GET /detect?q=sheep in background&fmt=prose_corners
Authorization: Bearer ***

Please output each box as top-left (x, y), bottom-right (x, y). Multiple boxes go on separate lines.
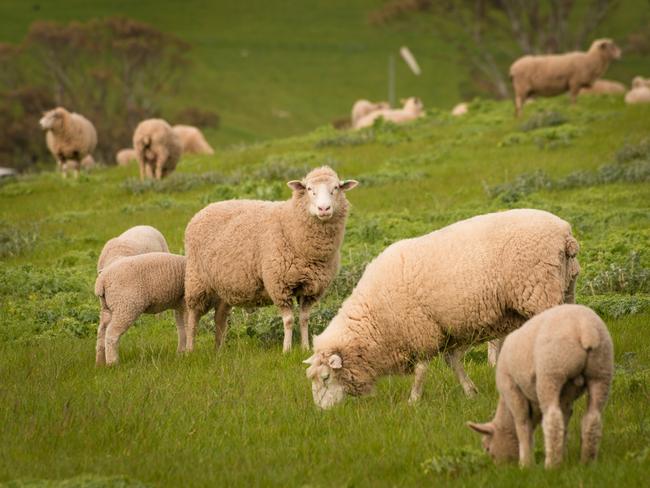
top-left (351, 99), bottom-right (390, 128)
top-left (625, 76), bottom-right (650, 104)
top-left (184, 166), bottom-right (358, 354)
top-left (354, 97), bottom-right (424, 129)
top-left (305, 209), bottom-right (580, 409)
top-left (510, 39), bottom-right (621, 116)
top-left (97, 225), bottom-right (169, 273)
top-left (451, 102), bottom-right (468, 116)
top-left (468, 304), bottom-right (613, 468)
top-left (95, 253), bottom-right (187, 366)
top-left (39, 107), bottom-right (97, 178)
top-left (133, 119), bottom-right (182, 180)
top-left (579, 79), bottom-right (626, 96)
top-left (172, 124), bottom-right (214, 155)
top-left (116, 148), bottom-right (137, 166)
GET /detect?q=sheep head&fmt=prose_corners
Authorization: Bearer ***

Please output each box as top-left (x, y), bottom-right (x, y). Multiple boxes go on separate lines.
top-left (401, 97), bottom-right (424, 114)
top-left (287, 166), bottom-right (358, 221)
top-left (467, 420), bottom-right (519, 464)
top-left (304, 351), bottom-right (347, 409)
top-left (590, 38), bottom-right (621, 61)
top-left (39, 107), bottom-right (67, 131)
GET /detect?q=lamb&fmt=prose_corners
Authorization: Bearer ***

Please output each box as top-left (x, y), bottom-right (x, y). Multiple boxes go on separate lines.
top-left (172, 124), bottom-right (215, 155)
top-left (451, 102), bottom-right (469, 116)
top-left (94, 252), bottom-right (187, 366)
top-left (97, 225), bottom-right (169, 273)
top-left (578, 78), bottom-right (626, 96)
top-left (184, 166), bottom-right (358, 353)
top-left (510, 39), bottom-right (621, 116)
top-left (133, 119), bottom-right (183, 180)
top-left (116, 148), bottom-right (137, 166)
top-left (39, 107), bottom-right (97, 178)
top-left (624, 76), bottom-right (650, 104)
top-left (354, 97), bottom-right (424, 129)
top-left (467, 304), bottom-right (613, 468)
top-left (304, 209), bottom-right (580, 409)
top-left (351, 100), bottom-right (390, 128)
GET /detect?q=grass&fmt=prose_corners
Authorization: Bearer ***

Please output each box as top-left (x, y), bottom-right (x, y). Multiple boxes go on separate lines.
top-left (1, 95), bottom-right (649, 486)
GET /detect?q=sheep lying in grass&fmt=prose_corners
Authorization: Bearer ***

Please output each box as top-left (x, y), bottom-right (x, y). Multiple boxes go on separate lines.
top-left (39, 107), bottom-right (97, 178)
top-left (116, 148), bottom-right (137, 166)
top-left (451, 102), bottom-right (469, 116)
top-left (625, 76), bottom-right (650, 104)
top-left (305, 209), bottom-right (580, 409)
top-left (579, 79), bottom-right (626, 96)
top-left (95, 253), bottom-right (187, 366)
top-left (133, 119), bottom-right (182, 180)
top-left (510, 39), bottom-right (621, 116)
top-left (351, 99), bottom-right (390, 128)
top-left (172, 124), bottom-right (215, 155)
top-left (184, 166), bottom-right (358, 353)
top-left (354, 97), bottom-right (424, 129)
top-left (468, 304), bottom-right (613, 469)
top-left (97, 225), bottom-right (169, 273)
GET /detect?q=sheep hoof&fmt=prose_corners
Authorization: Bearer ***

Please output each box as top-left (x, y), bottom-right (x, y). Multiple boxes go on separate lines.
top-left (464, 385), bottom-right (479, 398)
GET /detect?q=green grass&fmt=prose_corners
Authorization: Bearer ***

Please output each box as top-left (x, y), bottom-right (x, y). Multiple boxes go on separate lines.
top-left (1, 95), bottom-right (649, 486)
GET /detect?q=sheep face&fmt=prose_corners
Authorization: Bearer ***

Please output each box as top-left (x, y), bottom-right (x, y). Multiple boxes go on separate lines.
top-left (287, 167), bottom-right (358, 221)
top-left (467, 421), bottom-right (518, 463)
top-left (39, 108), bottom-right (65, 131)
top-left (304, 352), bottom-right (347, 409)
top-left (592, 39), bottom-right (621, 60)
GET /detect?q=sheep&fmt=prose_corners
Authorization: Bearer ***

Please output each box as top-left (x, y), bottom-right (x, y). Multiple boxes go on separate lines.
top-left (451, 102), bottom-right (469, 116)
top-left (116, 148), bottom-right (137, 166)
top-left (94, 252), bottom-right (187, 366)
top-left (133, 119), bottom-right (182, 180)
top-left (467, 304), bottom-right (613, 468)
top-left (351, 100), bottom-right (390, 128)
top-left (97, 225), bottom-right (169, 273)
top-left (304, 209), bottom-right (580, 409)
top-left (39, 107), bottom-right (97, 178)
top-left (625, 76), bottom-right (650, 104)
top-left (578, 78), bottom-right (626, 96)
top-left (510, 39), bottom-right (622, 116)
top-left (184, 166), bottom-right (358, 354)
top-left (354, 97), bottom-right (424, 129)
top-left (171, 124), bottom-right (214, 155)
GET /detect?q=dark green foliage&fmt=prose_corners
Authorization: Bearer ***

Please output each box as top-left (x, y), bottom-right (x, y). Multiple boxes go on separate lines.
top-left (519, 111), bottom-right (569, 132)
top-left (421, 447), bottom-right (489, 477)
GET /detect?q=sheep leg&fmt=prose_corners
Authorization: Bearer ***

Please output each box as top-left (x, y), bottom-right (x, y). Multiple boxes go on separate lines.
top-left (280, 306), bottom-right (294, 353)
top-left (514, 94), bottom-right (524, 117)
top-left (444, 347), bottom-right (478, 398)
top-left (505, 385), bottom-right (535, 467)
top-left (155, 163), bottom-right (163, 181)
top-left (408, 362), bottom-right (428, 404)
top-left (184, 307), bottom-right (201, 352)
top-left (213, 301), bottom-right (231, 350)
top-left (95, 307), bottom-right (111, 366)
top-left (298, 297), bottom-right (314, 350)
top-left (104, 310), bottom-right (138, 366)
top-left (174, 306), bottom-right (186, 353)
top-left (138, 161), bottom-right (145, 181)
top-left (487, 339), bottom-right (503, 367)
top-left (144, 163), bottom-right (154, 180)
top-left (538, 377), bottom-right (565, 468)
top-left (580, 379), bottom-right (609, 464)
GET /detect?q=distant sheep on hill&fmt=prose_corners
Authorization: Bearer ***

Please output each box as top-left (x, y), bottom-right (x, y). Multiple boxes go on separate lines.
top-left (133, 119), bottom-right (182, 180)
top-left (351, 100), bottom-right (390, 128)
top-left (172, 125), bottom-right (214, 155)
top-left (354, 97), bottom-right (424, 129)
top-left (579, 79), bottom-right (626, 96)
top-left (116, 148), bottom-right (137, 166)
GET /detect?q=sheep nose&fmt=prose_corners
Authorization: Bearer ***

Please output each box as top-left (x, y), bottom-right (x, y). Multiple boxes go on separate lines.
top-left (318, 206), bottom-right (331, 212)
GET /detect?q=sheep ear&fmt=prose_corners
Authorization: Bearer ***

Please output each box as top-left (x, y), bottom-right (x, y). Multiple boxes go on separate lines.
top-left (328, 354), bottom-right (342, 369)
top-left (303, 354), bottom-right (315, 365)
top-left (287, 180), bottom-right (305, 191)
top-left (339, 180), bottom-right (358, 192)
top-left (467, 421), bottom-right (494, 436)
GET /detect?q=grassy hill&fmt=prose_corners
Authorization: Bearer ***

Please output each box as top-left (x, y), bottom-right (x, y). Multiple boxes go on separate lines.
top-left (1, 95), bottom-right (649, 486)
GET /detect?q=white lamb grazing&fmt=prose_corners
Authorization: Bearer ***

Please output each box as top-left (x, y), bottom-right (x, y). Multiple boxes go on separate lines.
top-left (468, 304), bottom-right (613, 469)
top-left (354, 97), bottom-right (424, 129)
top-left (39, 107), bottom-right (97, 178)
top-left (171, 125), bottom-right (215, 155)
top-left (97, 225), bottom-right (169, 273)
top-left (95, 253), bottom-right (187, 366)
top-left (305, 209), bottom-right (580, 409)
top-left (184, 166), bottom-right (358, 353)
top-left (510, 39), bottom-right (621, 116)
top-left (350, 100), bottom-right (390, 128)
top-left (625, 77), bottom-right (650, 104)
top-left (116, 148), bottom-right (137, 166)
top-left (133, 119), bottom-right (183, 180)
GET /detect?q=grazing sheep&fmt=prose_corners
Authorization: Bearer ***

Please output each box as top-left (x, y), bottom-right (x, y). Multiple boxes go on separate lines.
top-left (39, 107), bottom-right (97, 178)
top-left (468, 304), bottom-right (613, 468)
top-left (305, 209), bottom-right (580, 409)
top-left (354, 97), bottom-right (424, 129)
top-left (625, 77), bottom-right (650, 104)
top-left (351, 100), bottom-right (390, 128)
top-left (172, 124), bottom-right (214, 155)
top-left (133, 119), bottom-right (182, 180)
top-left (510, 39), bottom-right (621, 116)
top-left (94, 252), bottom-right (187, 366)
top-left (184, 166), bottom-right (358, 353)
top-left (579, 78), bottom-right (626, 96)
top-left (116, 148), bottom-right (137, 166)
top-left (97, 225), bottom-right (169, 273)
top-left (451, 102), bottom-right (469, 116)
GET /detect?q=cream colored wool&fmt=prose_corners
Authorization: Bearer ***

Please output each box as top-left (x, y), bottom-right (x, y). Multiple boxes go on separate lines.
top-left (116, 148), bottom-right (137, 166)
top-left (133, 119), bottom-right (182, 180)
top-left (510, 39), bottom-right (621, 116)
top-left (451, 102), bottom-right (469, 116)
top-left (579, 78), bottom-right (626, 95)
top-left (97, 225), bottom-right (169, 273)
top-left (172, 124), bottom-right (215, 155)
top-left (40, 107), bottom-right (97, 178)
top-left (351, 100), bottom-right (390, 128)
top-left (94, 252), bottom-right (187, 366)
top-left (468, 304), bottom-right (613, 469)
top-left (184, 166), bottom-right (358, 353)
top-left (625, 77), bottom-right (650, 104)
top-left (306, 209), bottom-right (580, 409)
top-left (354, 97), bottom-right (424, 129)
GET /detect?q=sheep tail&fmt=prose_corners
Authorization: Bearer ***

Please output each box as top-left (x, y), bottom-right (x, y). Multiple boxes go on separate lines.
top-left (565, 236), bottom-right (579, 258)
top-left (578, 322), bottom-right (600, 351)
top-left (94, 274), bottom-right (105, 299)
